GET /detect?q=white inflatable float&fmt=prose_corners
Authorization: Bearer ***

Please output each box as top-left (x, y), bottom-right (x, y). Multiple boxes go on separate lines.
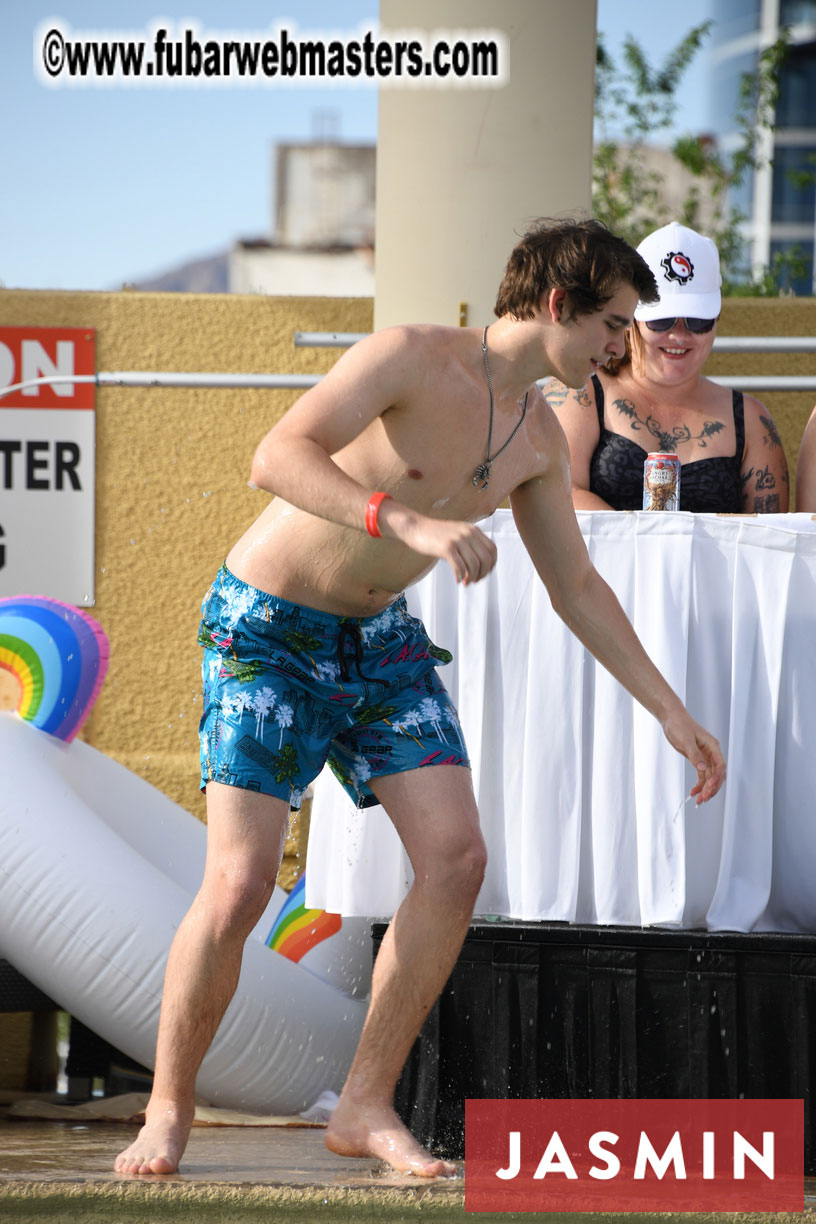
top-left (0, 596), bottom-right (370, 1116)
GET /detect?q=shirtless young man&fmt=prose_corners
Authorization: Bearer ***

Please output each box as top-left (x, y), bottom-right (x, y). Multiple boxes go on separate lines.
top-left (115, 218), bottom-right (726, 1180)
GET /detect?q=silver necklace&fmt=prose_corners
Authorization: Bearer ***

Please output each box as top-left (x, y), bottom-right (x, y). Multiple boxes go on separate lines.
top-left (473, 325), bottom-right (529, 490)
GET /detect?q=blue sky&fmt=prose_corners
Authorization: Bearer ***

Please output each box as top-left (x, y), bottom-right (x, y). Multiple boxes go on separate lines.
top-left (1, 1), bottom-right (713, 291)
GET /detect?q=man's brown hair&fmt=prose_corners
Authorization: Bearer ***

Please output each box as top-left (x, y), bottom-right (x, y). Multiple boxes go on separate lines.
top-left (494, 217), bottom-right (658, 320)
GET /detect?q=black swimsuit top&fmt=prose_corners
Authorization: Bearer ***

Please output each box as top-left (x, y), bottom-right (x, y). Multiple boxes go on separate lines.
top-left (588, 375), bottom-right (745, 513)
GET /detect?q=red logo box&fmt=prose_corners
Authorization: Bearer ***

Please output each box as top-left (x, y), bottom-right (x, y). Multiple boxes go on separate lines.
top-left (465, 1098), bottom-right (803, 1213)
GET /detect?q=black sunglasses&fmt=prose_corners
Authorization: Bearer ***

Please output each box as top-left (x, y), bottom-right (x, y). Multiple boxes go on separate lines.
top-left (643, 317), bottom-right (717, 334)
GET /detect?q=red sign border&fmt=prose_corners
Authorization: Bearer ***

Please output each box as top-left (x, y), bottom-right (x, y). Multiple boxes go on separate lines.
top-left (0, 326), bottom-right (96, 410)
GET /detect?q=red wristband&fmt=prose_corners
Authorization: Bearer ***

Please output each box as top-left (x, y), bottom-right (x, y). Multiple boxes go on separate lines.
top-left (365, 492), bottom-right (392, 538)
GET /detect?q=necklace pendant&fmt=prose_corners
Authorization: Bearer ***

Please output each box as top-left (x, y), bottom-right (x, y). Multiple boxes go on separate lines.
top-left (473, 462), bottom-right (491, 490)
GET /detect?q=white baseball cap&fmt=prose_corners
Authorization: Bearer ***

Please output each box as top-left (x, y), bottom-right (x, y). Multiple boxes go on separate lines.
top-left (633, 222), bottom-right (722, 322)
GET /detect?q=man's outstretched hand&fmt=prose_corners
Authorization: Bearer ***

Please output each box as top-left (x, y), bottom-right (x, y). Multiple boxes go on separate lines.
top-left (662, 710), bottom-right (726, 805)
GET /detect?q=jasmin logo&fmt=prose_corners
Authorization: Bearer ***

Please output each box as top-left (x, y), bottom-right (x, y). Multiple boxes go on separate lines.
top-left (498, 1126), bottom-right (773, 1180)
top-left (465, 1099), bottom-right (804, 1213)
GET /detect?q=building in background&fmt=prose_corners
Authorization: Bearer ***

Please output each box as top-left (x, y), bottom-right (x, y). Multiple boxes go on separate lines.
top-left (228, 141), bottom-right (375, 296)
top-left (132, 133), bottom-right (375, 297)
top-left (710, 0), bottom-right (816, 292)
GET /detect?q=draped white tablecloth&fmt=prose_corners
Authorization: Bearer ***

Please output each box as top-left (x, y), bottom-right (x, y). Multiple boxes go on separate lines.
top-left (306, 511), bottom-right (816, 933)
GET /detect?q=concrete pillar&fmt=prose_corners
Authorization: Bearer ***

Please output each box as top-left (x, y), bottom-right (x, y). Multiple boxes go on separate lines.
top-left (375, 0), bottom-right (597, 330)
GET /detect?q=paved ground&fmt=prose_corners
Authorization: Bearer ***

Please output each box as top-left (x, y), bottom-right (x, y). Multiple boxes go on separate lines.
top-left (0, 1116), bottom-right (408, 1185)
top-left (0, 1115), bottom-right (466, 1221)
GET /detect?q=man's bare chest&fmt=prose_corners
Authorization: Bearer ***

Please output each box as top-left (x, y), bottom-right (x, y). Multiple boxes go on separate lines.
top-left (374, 395), bottom-right (538, 516)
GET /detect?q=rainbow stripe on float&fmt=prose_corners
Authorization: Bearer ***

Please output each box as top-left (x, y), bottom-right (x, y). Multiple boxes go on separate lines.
top-left (0, 596), bottom-right (109, 742)
top-left (265, 874), bottom-right (342, 962)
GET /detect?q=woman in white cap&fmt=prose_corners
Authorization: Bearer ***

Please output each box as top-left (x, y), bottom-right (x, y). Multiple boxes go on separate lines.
top-left (547, 222), bottom-right (789, 513)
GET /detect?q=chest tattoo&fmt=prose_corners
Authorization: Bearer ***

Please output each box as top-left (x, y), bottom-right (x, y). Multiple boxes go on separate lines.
top-left (612, 396), bottom-right (726, 452)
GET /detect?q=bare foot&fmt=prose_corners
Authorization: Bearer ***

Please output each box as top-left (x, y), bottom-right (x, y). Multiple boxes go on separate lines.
top-left (114, 1100), bottom-right (194, 1175)
top-left (325, 1097), bottom-right (457, 1178)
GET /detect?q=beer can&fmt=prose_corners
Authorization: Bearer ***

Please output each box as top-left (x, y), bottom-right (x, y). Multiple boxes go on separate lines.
top-left (642, 453), bottom-right (681, 511)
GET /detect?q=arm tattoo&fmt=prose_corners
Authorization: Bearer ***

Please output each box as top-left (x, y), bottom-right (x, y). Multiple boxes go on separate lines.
top-left (752, 493), bottom-right (781, 512)
top-left (760, 414), bottom-right (782, 448)
top-left (755, 466), bottom-right (776, 490)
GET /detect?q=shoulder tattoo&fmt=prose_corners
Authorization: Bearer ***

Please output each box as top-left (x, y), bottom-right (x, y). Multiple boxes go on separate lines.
top-left (542, 380), bottom-right (569, 411)
top-left (543, 380), bottom-right (592, 412)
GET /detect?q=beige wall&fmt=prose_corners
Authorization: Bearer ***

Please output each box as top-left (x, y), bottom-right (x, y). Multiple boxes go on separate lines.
top-left (706, 297), bottom-right (816, 504)
top-left (374, 0), bottom-right (597, 329)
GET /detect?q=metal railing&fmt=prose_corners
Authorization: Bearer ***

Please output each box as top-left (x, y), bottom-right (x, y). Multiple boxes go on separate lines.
top-left (1, 333), bottom-right (814, 403)
top-left (711, 336), bottom-right (816, 388)
top-left (0, 371), bottom-right (321, 400)
top-left (291, 331), bottom-right (816, 392)
top-left (293, 331), bottom-right (816, 353)
top-left (293, 331), bottom-right (368, 348)
top-left (712, 336), bottom-right (816, 352)
top-left (709, 376), bottom-right (816, 391)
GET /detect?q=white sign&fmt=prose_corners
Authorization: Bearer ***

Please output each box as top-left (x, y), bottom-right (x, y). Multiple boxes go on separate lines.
top-left (0, 327), bottom-right (96, 605)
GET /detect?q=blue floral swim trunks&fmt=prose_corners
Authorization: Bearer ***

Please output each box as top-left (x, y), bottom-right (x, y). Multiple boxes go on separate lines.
top-left (198, 564), bottom-right (469, 809)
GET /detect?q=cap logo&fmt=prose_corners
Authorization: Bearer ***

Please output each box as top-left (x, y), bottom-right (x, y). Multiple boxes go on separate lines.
top-left (660, 250), bottom-right (694, 284)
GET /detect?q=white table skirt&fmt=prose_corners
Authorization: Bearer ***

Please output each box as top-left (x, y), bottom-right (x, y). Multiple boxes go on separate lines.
top-left (306, 511), bottom-right (816, 933)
